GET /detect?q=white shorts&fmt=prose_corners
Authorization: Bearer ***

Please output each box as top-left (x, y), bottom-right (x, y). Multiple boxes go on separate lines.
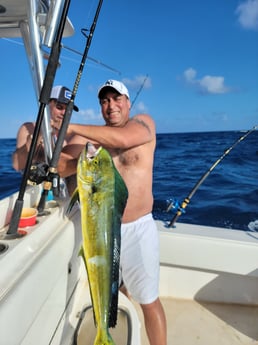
top-left (120, 213), bottom-right (160, 304)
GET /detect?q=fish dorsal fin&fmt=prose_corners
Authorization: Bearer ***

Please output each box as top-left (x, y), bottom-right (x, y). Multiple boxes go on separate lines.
top-left (108, 166), bottom-right (128, 328)
top-left (108, 237), bottom-right (120, 328)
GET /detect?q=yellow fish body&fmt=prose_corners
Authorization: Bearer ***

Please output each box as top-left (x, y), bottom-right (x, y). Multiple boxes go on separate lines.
top-left (76, 143), bottom-right (128, 345)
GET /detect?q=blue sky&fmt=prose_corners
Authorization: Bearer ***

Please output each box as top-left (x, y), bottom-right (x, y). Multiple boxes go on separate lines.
top-left (0, 0), bottom-right (258, 138)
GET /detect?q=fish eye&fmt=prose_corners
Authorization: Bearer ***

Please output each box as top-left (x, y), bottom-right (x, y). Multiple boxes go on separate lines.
top-left (92, 185), bottom-right (97, 194)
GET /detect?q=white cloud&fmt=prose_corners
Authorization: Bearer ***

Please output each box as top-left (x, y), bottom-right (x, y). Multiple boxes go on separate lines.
top-left (236, 0), bottom-right (258, 30)
top-left (122, 75), bottom-right (152, 90)
top-left (199, 76), bottom-right (229, 94)
top-left (183, 68), bottom-right (197, 82)
top-left (121, 75), bottom-right (152, 109)
top-left (182, 68), bottom-right (230, 94)
top-left (73, 108), bottom-right (103, 124)
top-left (132, 101), bottom-right (148, 113)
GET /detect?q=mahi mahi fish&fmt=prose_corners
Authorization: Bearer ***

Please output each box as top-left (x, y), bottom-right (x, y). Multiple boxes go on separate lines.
top-left (70, 143), bottom-right (128, 345)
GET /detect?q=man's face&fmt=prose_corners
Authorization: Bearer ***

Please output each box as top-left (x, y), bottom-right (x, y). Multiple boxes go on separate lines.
top-left (49, 100), bottom-right (67, 130)
top-left (100, 91), bottom-right (131, 127)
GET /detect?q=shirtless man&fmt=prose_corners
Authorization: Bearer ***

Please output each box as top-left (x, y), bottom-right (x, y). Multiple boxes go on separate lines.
top-left (12, 85), bottom-right (86, 194)
top-left (61, 79), bottom-right (167, 345)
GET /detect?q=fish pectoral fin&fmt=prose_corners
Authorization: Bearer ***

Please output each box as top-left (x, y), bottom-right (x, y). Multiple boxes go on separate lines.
top-left (78, 245), bottom-right (86, 261)
top-left (66, 188), bottom-right (80, 214)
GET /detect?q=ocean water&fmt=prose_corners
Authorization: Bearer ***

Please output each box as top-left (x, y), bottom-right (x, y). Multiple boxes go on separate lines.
top-left (153, 130), bottom-right (258, 231)
top-left (0, 139), bottom-right (22, 198)
top-left (0, 130), bottom-right (257, 231)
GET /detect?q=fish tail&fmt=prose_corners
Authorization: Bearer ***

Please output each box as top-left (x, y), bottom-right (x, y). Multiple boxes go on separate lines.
top-left (93, 329), bottom-right (116, 345)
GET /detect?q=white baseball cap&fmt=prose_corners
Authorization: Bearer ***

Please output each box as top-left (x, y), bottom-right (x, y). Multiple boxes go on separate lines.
top-left (50, 86), bottom-right (79, 112)
top-left (98, 80), bottom-right (130, 99)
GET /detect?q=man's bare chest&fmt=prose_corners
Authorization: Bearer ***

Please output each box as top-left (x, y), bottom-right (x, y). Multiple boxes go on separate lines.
top-left (111, 148), bottom-right (139, 167)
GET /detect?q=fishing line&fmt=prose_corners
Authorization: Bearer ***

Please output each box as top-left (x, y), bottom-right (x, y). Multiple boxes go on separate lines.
top-left (7, 0), bottom-right (72, 237)
top-left (130, 74), bottom-right (149, 110)
top-left (2, 38), bottom-right (120, 74)
top-left (37, 0), bottom-right (104, 213)
top-left (61, 44), bottom-right (121, 74)
top-left (168, 125), bottom-right (258, 228)
top-left (1, 37), bottom-right (23, 45)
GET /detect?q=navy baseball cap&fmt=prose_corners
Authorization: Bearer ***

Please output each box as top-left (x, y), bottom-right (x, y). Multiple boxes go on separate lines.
top-left (50, 86), bottom-right (79, 112)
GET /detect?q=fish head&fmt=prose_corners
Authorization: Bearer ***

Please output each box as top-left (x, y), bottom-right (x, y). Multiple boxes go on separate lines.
top-left (77, 143), bottom-right (113, 185)
top-left (85, 142), bottom-right (101, 159)
top-left (77, 141), bottom-right (128, 216)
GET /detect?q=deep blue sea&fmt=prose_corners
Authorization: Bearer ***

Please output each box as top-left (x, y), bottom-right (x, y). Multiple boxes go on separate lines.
top-left (0, 130), bottom-right (257, 231)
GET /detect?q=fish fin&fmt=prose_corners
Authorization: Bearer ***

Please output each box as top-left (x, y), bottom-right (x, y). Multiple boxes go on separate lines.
top-left (79, 245), bottom-right (98, 328)
top-left (78, 245), bottom-right (85, 260)
top-left (93, 332), bottom-right (115, 345)
top-left (113, 163), bottom-right (128, 214)
top-left (66, 188), bottom-right (80, 214)
top-left (108, 166), bottom-right (128, 328)
top-left (108, 238), bottom-right (120, 328)
top-left (93, 330), bottom-right (115, 345)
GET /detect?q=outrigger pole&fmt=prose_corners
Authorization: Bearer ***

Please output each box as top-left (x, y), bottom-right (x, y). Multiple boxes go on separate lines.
top-left (37, 0), bottom-right (104, 213)
top-left (7, 0), bottom-right (71, 236)
top-left (168, 125), bottom-right (258, 228)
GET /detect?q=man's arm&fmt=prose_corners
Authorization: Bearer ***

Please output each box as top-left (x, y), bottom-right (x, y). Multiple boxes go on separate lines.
top-left (57, 134), bottom-right (88, 178)
top-left (12, 123), bottom-right (36, 171)
top-left (68, 115), bottom-right (155, 149)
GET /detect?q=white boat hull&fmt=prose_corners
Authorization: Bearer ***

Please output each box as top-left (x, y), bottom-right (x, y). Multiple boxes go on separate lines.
top-left (158, 221), bottom-right (258, 305)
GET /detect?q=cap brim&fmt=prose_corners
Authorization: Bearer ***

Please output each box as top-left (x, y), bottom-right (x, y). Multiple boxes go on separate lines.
top-left (60, 99), bottom-right (79, 112)
top-left (98, 86), bottom-right (118, 99)
top-left (73, 104), bottom-right (79, 112)
top-left (64, 99), bottom-right (79, 112)
top-left (98, 85), bottom-right (129, 100)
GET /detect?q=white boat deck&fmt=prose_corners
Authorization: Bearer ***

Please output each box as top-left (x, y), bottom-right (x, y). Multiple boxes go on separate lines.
top-left (75, 295), bottom-right (258, 345)
top-left (136, 297), bottom-right (258, 345)
top-left (75, 221), bottom-right (258, 345)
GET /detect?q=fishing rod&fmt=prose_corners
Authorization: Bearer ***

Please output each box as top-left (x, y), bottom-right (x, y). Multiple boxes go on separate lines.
top-left (37, 0), bottom-right (104, 213)
top-left (7, 0), bottom-right (71, 237)
top-left (168, 125), bottom-right (258, 228)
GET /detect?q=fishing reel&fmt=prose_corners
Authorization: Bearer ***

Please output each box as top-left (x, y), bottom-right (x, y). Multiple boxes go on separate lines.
top-left (27, 162), bottom-right (49, 186)
top-left (28, 162), bottom-right (63, 198)
top-left (166, 198), bottom-right (185, 214)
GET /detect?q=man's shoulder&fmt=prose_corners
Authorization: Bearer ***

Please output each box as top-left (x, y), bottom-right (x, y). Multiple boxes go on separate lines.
top-left (17, 122), bottom-right (35, 135)
top-left (130, 114), bottom-right (155, 133)
top-left (20, 121), bottom-right (35, 129)
top-left (131, 114), bottom-right (154, 125)
top-left (132, 113), bottom-right (152, 120)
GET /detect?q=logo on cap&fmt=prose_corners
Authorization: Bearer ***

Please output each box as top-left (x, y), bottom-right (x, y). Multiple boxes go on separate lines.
top-left (105, 80), bottom-right (113, 86)
top-left (64, 90), bottom-right (72, 100)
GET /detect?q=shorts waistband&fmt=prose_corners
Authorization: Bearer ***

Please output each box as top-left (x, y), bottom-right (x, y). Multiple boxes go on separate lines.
top-left (121, 213), bottom-right (153, 229)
